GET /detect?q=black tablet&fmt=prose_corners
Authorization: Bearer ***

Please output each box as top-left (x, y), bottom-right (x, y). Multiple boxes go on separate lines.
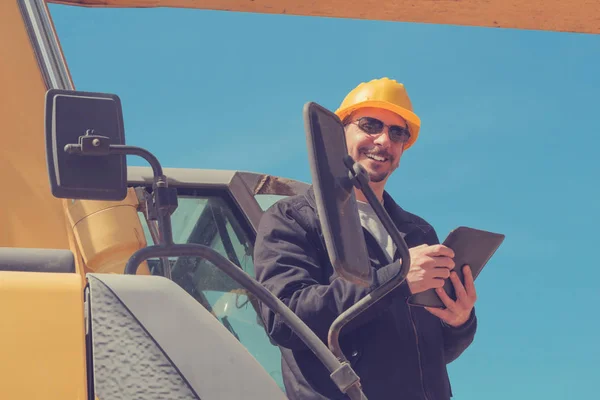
top-left (407, 226), bottom-right (505, 308)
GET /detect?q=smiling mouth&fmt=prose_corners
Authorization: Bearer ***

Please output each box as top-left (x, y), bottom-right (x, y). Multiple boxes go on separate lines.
top-left (364, 152), bottom-right (389, 162)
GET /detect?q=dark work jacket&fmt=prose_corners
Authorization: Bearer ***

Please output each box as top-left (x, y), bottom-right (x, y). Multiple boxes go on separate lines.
top-left (253, 187), bottom-right (477, 400)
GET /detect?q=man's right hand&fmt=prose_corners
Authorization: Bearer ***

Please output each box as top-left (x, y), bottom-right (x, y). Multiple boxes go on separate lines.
top-left (406, 244), bottom-right (455, 294)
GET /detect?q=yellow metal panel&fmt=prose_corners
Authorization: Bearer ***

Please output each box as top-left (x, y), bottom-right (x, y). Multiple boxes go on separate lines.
top-left (66, 188), bottom-right (151, 275)
top-left (0, 271), bottom-right (88, 400)
top-left (49, 0), bottom-right (600, 34)
top-left (0, 0), bottom-right (70, 249)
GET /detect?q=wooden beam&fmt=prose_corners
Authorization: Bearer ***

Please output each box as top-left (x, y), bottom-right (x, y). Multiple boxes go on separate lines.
top-left (48, 0), bottom-right (600, 35)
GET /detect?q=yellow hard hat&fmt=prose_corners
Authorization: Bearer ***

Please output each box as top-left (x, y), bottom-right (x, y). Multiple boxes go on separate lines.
top-left (335, 77), bottom-right (421, 150)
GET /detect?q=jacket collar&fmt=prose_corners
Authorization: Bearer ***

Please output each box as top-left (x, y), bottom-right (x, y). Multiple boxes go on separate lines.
top-left (303, 184), bottom-right (412, 227)
top-left (304, 185), bottom-right (417, 263)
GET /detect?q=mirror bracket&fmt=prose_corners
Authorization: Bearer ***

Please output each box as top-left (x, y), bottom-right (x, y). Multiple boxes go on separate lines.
top-left (329, 361), bottom-right (362, 396)
top-left (64, 131), bottom-right (112, 156)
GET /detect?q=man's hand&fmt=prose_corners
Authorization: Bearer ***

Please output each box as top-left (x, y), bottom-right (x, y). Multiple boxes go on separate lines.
top-left (406, 244), bottom-right (455, 295)
top-left (425, 265), bottom-right (477, 327)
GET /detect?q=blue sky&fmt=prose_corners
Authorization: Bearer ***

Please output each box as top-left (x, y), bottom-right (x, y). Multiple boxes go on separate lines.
top-left (49, 4), bottom-right (600, 399)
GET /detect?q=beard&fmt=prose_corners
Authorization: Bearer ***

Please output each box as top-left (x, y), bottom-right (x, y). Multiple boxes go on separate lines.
top-left (357, 145), bottom-right (399, 182)
top-left (368, 170), bottom-right (389, 182)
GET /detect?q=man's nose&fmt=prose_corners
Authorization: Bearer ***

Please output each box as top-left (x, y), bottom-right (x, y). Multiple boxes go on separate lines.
top-left (372, 128), bottom-right (392, 146)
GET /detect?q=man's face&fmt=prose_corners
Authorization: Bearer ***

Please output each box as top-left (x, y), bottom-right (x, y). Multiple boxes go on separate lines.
top-left (344, 107), bottom-right (410, 184)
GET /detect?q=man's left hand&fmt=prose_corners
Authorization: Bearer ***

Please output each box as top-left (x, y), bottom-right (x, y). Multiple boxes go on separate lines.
top-left (425, 265), bottom-right (477, 327)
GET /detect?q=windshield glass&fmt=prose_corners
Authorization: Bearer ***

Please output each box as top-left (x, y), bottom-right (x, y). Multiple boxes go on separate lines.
top-left (138, 192), bottom-right (284, 389)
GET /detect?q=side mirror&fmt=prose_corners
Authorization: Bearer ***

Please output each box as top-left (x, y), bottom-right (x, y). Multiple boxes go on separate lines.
top-left (303, 102), bottom-right (373, 287)
top-left (45, 89), bottom-right (128, 201)
top-left (44, 88), bottom-right (178, 262)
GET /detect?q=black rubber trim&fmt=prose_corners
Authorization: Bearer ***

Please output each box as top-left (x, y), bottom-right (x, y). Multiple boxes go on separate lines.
top-left (0, 247), bottom-right (75, 273)
top-left (84, 286), bottom-right (96, 400)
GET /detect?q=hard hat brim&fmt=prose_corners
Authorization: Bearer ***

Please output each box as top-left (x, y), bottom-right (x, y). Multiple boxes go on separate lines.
top-left (335, 100), bottom-right (421, 150)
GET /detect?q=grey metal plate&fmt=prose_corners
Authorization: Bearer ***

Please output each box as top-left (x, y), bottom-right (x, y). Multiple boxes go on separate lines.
top-left (87, 273), bottom-right (287, 400)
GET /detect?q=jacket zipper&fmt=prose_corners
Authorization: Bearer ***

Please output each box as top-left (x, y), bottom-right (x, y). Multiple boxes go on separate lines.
top-left (363, 227), bottom-right (430, 399)
top-left (407, 305), bottom-right (429, 400)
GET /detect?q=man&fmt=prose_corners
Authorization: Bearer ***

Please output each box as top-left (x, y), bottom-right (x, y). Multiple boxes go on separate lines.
top-left (254, 77), bottom-right (478, 400)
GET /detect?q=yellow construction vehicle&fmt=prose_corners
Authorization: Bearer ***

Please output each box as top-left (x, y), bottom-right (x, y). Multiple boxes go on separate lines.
top-left (1, 1), bottom-right (598, 399)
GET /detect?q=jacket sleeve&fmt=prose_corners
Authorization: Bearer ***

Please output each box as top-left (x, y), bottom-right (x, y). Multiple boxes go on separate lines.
top-left (441, 311), bottom-right (478, 363)
top-left (423, 226), bottom-right (478, 363)
top-left (253, 201), bottom-right (410, 351)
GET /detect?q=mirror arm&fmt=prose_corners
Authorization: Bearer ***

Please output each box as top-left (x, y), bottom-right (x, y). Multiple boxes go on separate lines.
top-left (110, 144), bottom-right (163, 178)
top-left (65, 135), bottom-right (163, 177)
top-left (124, 244), bottom-right (367, 400)
top-left (343, 155), bottom-right (411, 268)
top-left (65, 136), bottom-right (179, 278)
top-left (326, 156), bottom-right (414, 395)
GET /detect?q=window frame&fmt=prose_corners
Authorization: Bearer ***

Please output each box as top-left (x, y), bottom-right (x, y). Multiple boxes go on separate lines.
top-left (19, 0), bottom-right (74, 90)
top-left (136, 185), bottom-right (257, 269)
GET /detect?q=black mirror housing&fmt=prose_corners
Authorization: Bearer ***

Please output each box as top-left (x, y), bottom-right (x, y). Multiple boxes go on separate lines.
top-left (44, 89), bottom-right (128, 201)
top-left (303, 101), bottom-right (373, 287)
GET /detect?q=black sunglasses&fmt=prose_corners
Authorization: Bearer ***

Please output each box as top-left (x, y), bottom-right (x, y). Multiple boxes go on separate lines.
top-left (351, 116), bottom-right (411, 144)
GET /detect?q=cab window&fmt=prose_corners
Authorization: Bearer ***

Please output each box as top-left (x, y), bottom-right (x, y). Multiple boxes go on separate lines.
top-left (138, 190), bottom-right (284, 391)
top-left (255, 194), bottom-right (289, 211)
